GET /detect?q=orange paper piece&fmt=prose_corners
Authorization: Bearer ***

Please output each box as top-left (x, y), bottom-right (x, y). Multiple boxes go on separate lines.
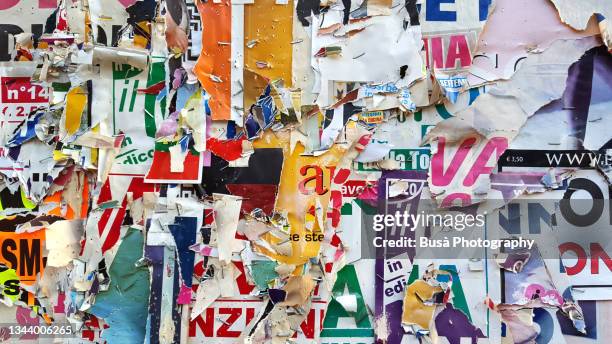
top-left (194, 0), bottom-right (232, 120)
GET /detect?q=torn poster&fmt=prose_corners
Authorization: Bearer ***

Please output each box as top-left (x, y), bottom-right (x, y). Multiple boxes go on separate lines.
top-left (0, 0), bottom-right (610, 343)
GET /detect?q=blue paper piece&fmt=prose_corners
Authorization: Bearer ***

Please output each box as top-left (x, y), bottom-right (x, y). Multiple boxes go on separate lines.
top-left (169, 216), bottom-right (197, 287)
top-left (90, 227), bottom-right (150, 344)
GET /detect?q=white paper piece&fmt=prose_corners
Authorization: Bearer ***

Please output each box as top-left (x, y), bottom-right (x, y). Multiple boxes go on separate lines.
top-left (46, 220), bottom-right (84, 267)
top-left (191, 276), bottom-right (221, 320)
top-left (182, 96), bottom-right (207, 152)
top-left (311, 4), bottom-right (424, 84)
top-left (88, 0), bottom-right (130, 46)
top-left (212, 194), bottom-right (243, 264)
top-left (169, 143), bottom-right (187, 173)
top-left (292, 12), bottom-right (317, 105)
top-left (147, 213), bottom-right (179, 247)
top-left (92, 46), bottom-right (149, 71)
top-left (355, 142), bottom-right (393, 163)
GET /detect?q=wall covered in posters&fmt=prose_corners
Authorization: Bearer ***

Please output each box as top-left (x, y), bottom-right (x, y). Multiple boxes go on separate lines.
top-left (0, 0), bottom-right (611, 343)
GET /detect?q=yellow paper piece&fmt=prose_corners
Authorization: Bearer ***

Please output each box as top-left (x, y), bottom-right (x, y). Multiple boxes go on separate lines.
top-left (65, 86), bottom-right (87, 135)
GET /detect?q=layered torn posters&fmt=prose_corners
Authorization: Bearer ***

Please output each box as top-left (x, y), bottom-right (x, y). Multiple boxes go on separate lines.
top-left (0, 0), bottom-right (612, 343)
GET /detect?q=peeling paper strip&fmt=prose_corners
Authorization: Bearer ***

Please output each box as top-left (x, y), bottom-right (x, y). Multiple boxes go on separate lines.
top-left (231, 2), bottom-right (245, 124)
top-left (194, 0), bottom-right (232, 120)
top-left (212, 193), bottom-right (243, 264)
